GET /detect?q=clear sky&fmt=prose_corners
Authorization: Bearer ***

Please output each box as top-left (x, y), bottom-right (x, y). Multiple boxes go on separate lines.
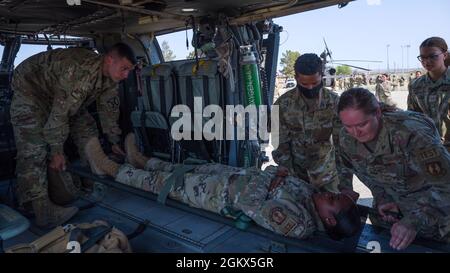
top-left (157, 0), bottom-right (450, 72)
top-left (273, 0), bottom-right (450, 71)
top-left (1, 0), bottom-right (449, 72)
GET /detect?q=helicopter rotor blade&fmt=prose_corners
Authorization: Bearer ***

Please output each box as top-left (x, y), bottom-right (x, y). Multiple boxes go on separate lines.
top-left (332, 59), bottom-right (382, 63)
top-left (323, 37), bottom-right (332, 61)
top-left (332, 62), bottom-right (371, 71)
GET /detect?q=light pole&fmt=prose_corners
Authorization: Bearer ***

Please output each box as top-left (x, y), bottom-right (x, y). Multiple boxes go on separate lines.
top-left (401, 45), bottom-right (404, 73)
top-left (386, 44), bottom-right (390, 73)
top-left (406, 44), bottom-right (411, 72)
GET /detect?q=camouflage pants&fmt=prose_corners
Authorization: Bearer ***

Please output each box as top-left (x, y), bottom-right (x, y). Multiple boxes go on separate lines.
top-left (116, 159), bottom-right (317, 239)
top-left (10, 94), bottom-right (98, 205)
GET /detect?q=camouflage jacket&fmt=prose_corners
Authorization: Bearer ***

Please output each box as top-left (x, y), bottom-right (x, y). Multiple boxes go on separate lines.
top-left (340, 110), bottom-right (450, 241)
top-left (375, 81), bottom-right (392, 100)
top-left (12, 47), bottom-right (121, 155)
top-left (407, 68), bottom-right (450, 146)
top-left (272, 87), bottom-right (351, 188)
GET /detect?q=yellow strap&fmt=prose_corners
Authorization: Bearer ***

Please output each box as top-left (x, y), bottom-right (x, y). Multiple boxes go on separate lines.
top-left (28, 226), bottom-right (67, 252)
top-left (192, 60), bottom-right (208, 75)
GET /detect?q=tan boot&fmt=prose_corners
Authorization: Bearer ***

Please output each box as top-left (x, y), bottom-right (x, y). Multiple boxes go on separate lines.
top-left (85, 137), bottom-right (120, 177)
top-left (32, 197), bottom-right (78, 228)
top-left (124, 133), bottom-right (149, 169)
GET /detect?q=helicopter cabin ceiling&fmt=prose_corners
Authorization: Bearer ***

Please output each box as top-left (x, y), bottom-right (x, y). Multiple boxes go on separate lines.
top-left (0, 0), bottom-right (352, 37)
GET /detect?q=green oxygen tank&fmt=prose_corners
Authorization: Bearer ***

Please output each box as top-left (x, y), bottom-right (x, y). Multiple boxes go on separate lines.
top-left (240, 45), bottom-right (262, 167)
top-left (240, 45), bottom-right (262, 107)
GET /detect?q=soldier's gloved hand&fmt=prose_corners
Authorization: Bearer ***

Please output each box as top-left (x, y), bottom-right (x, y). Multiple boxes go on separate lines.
top-left (49, 153), bottom-right (66, 172)
top-left (112, 144), bottom-right (126, 156)
top-left (390, 222), bottom-right (417, 251)
top-left (378, 202), bottom-right (400, 223)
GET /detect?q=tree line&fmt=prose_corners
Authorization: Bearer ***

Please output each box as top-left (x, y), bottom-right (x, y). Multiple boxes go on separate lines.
top-left (161, 41), bottom-right (353, 77)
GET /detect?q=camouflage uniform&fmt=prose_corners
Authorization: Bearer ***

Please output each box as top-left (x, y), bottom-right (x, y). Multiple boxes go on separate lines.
top-left (407, 68), bottom-right (450, 151)
top-left (375, 81), bottom-right (394, 106)
top-left (349, 77), bottom-right (355, 89)
top-left (391, 76), bottom-right (398, 91)
top-left (10, 48), bottom-right (121, 205)
top-left (340, 110), bottom-right (450, 242)
top-left (272, 87), bottom-right (352, 192)
top-left (337, 78), bottom-right (344, 90)
top-left (115, 159), bottom-right (325, 239)
top-left (355, 75), bottom-right (362, 87)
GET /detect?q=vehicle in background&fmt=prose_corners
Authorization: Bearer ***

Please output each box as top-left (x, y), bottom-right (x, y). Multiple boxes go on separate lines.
top-left (284, 79), bottom-right (296, 89)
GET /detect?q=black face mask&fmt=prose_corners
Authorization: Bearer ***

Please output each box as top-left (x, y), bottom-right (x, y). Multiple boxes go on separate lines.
top-left (298, 82), bottom-right (323, 99)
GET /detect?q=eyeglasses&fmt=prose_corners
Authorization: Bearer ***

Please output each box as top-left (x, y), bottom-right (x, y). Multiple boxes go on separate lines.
top-left (417, 52), bottom-right (444, 62)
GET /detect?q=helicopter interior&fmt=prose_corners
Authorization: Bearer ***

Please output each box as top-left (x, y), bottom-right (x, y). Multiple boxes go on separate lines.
top-left (0, 0), bottom-right (448, 253)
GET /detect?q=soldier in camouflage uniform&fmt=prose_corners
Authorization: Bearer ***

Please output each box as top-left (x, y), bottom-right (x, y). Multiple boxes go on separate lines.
top-left (390, 75), bottom-right (398, 91)
top-left (272, 54), bottom-right (352, 193)
top-left (354, 75), bottom-right (362, 87)
top-left (375, 73), bottom-right (394, 106)
top-left (407, 37), bottom-right (450, 151)
top-left (10, 43), bottom-right (136, 227)
top-left (338, 88), bottom-right (450, 250)
top-left (349, 76), bottom-right (355, 89)
top-left (83, 133), bottom-right (362, 241)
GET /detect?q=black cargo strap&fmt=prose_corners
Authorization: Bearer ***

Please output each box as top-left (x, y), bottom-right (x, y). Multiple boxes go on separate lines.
top-left (68, 225), bottom-right (113, 253)
top-left (185, 76), bottom-right (194, 124)
top-left (203, 74), bottom-right (219, 160)
top-left (145, 76), bottom-right (155, 111)
top-left (126, 220), bottom-right (149, 240)
top-left (135, 67), bottom-right (144, 97)
top-left (140, 110), bottom-right (152, 156)
top-left (170, 73), bottom-right (178, 163)
top-left (136, 75), bottom-right (153, 156)
top-left (157, 164), bottom-right (197, 205)
top-left (171, 73), bottom-right (178, 106)
top-left (159, 76), bottom-right (167, 117)
top-left (202, 75), bottom-right (210, 107)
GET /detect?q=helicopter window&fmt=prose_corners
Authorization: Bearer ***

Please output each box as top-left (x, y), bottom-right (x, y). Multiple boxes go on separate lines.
top-left (13, 44), bottom-right (66, 67)
top-left (157, 29), bottom-right (195, 62)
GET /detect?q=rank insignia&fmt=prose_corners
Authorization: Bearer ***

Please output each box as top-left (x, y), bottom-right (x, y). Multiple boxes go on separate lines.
top-left (426, 161), bottom-right (446, 176)
top-left (417, 148), bottom-right (438, 162)
top-left (270, 207), bottom-right (287, 225)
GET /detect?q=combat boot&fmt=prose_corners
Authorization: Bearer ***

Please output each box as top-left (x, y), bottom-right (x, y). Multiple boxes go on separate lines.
top-left (85, 137), bottom-right (120, 177)
top-left (124, 133), bottom-right (149, 169)
top-left (32, 197), bottom-right (78, 228)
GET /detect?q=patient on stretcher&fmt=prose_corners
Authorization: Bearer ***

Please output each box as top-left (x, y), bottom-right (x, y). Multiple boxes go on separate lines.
top-left (84, 133), bottom-right (361, 240)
